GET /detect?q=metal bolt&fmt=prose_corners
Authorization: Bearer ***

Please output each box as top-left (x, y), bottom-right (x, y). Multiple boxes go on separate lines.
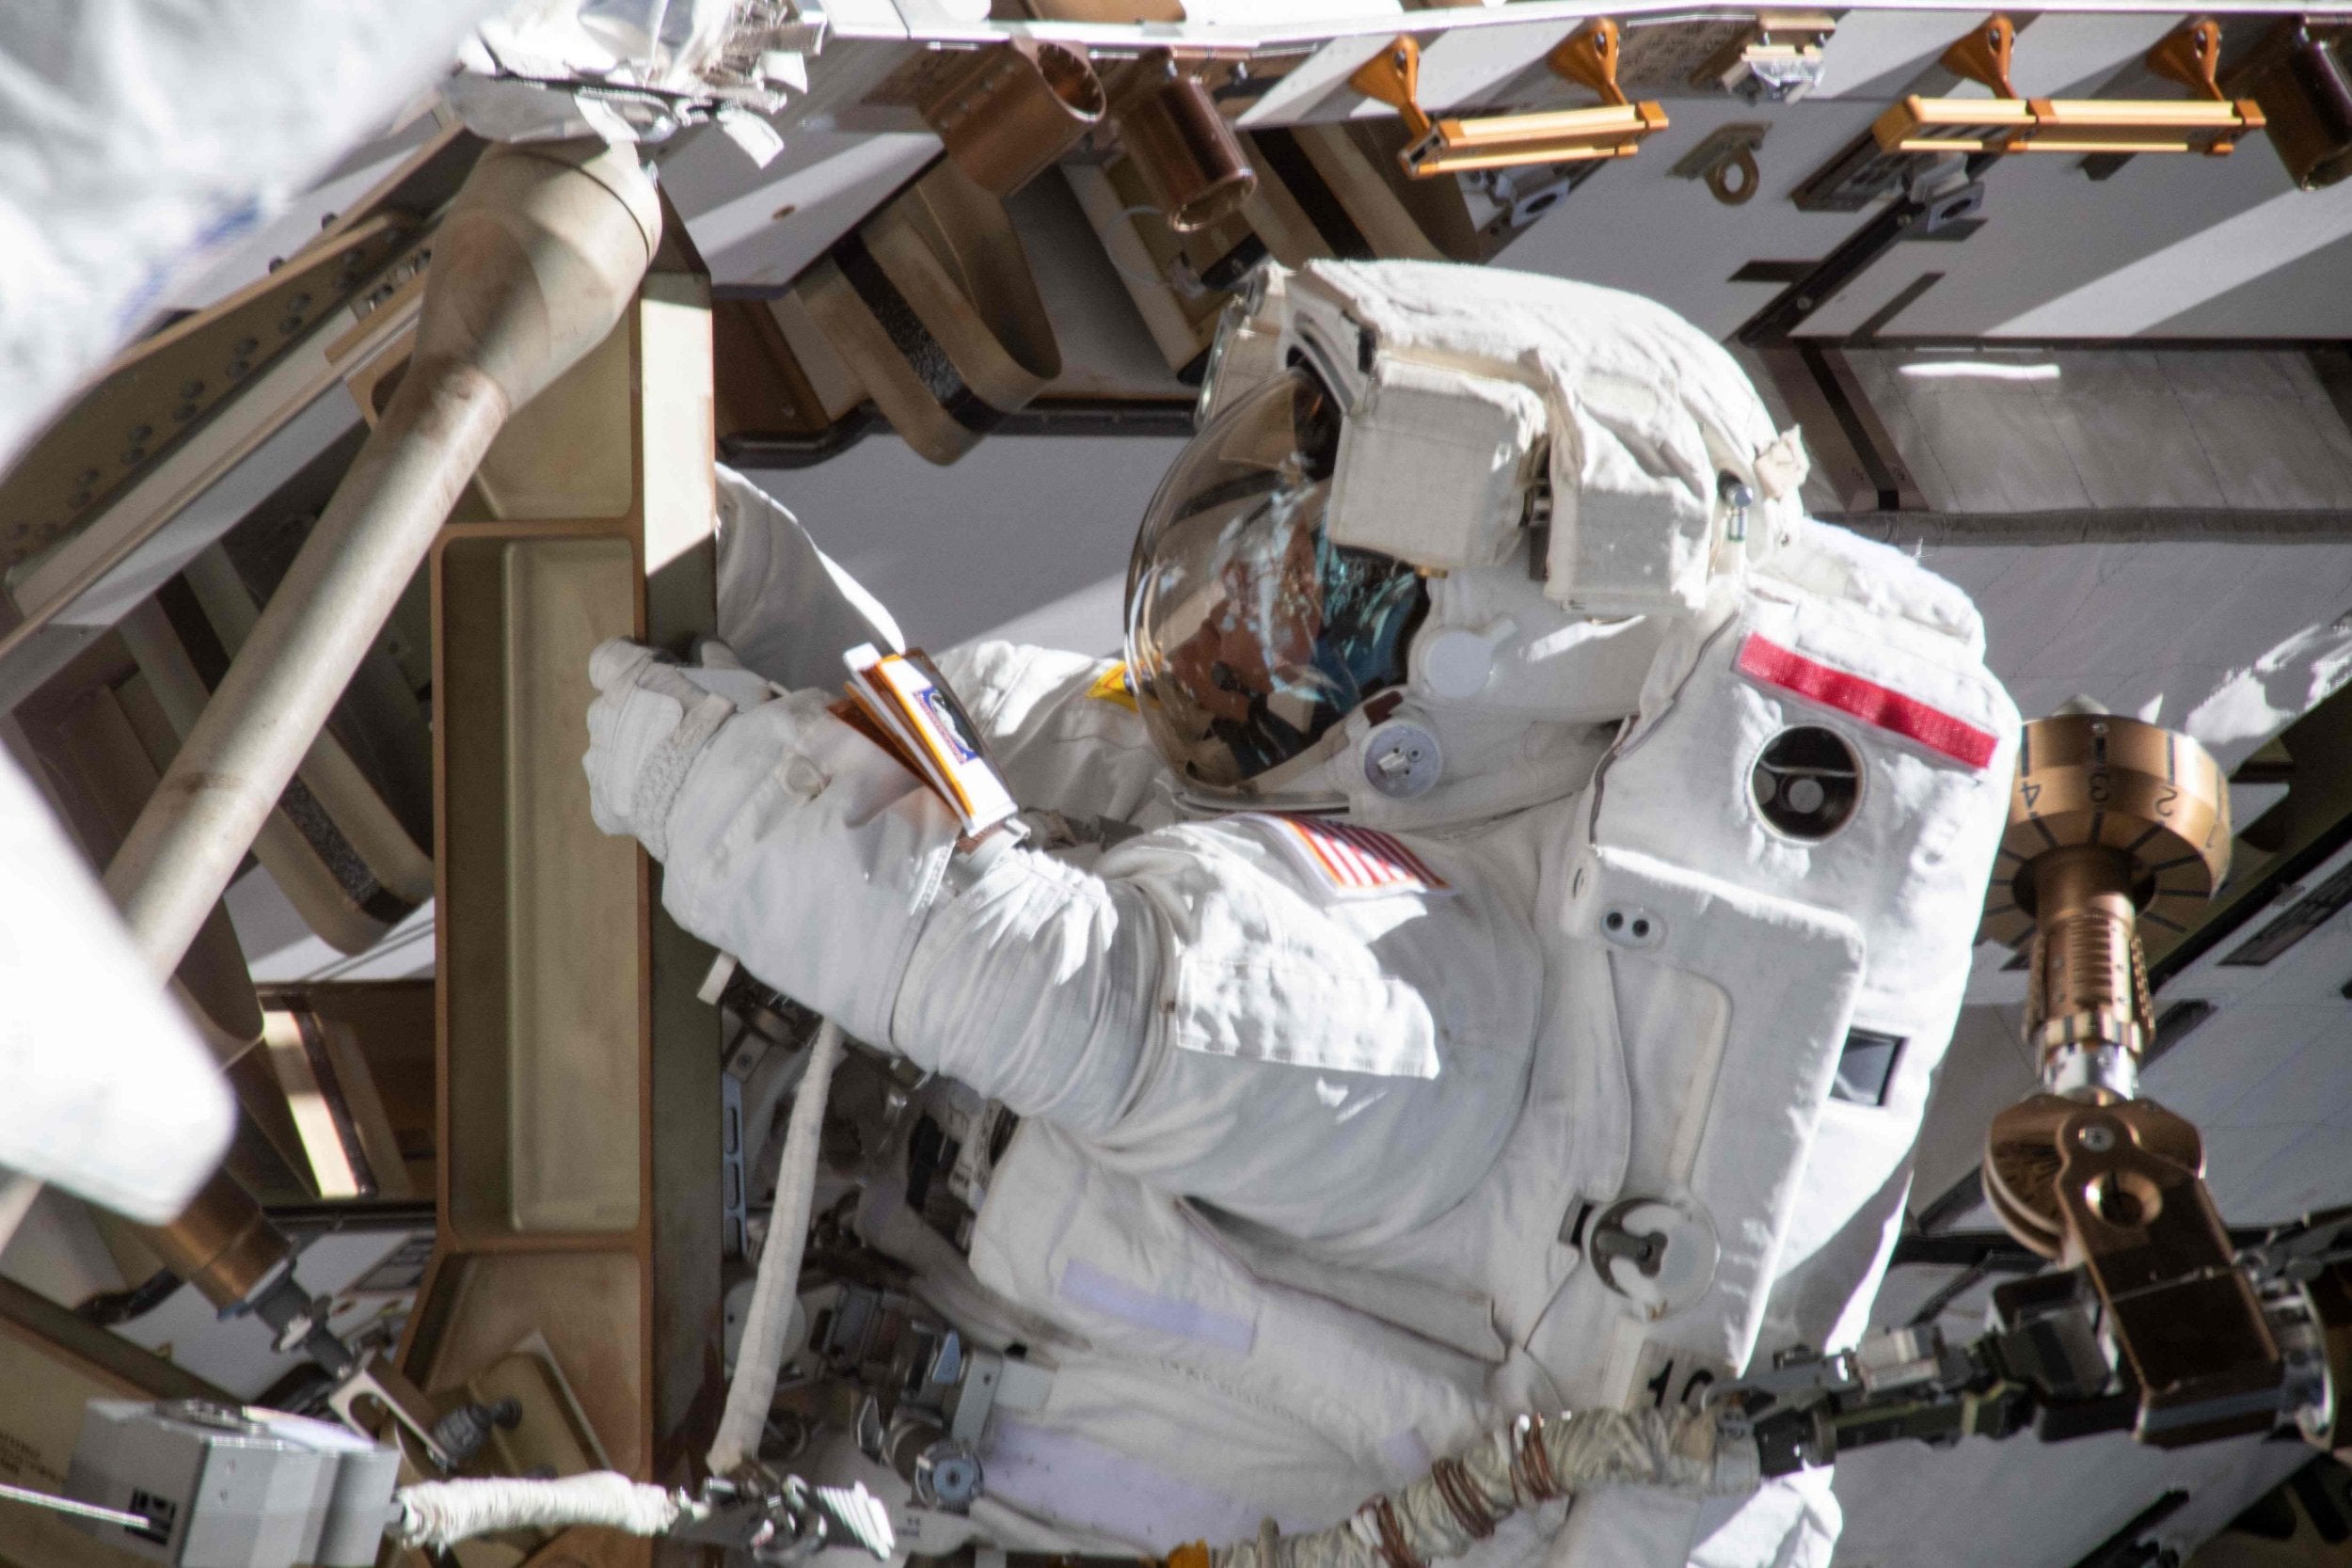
top-left (2079, 1124), bottom-right (2116, 1152)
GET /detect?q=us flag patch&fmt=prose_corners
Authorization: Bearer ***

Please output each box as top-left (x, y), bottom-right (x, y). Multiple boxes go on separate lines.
top-left (1249, 815), bottom-right (1453, 897)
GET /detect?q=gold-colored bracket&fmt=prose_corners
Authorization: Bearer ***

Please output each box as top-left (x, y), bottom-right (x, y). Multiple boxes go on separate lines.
top-left (2076, 1102), bottom-right (2283, 1448)
top-left (1351, 24), bottom-right (1668, 180)
top-left (1874, 13), bottom-right (2265, 157)
top-left (1549, 17), bottom-right (1634, 109)
top-left (1994, 1094), bottom-right (2284, 1447)
top-left (1945, 10), bottom-right (2022, 99)
top-left (1979, 710), bottom-right (2283, 1448)
top-left (2149, 15), bottom-right (2231, 103)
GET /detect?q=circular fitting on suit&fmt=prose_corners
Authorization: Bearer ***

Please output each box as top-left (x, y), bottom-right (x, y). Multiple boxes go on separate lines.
top-left (912, 1439), bottom-right (984, 1511)
top-left (1362, 718), bottom-right (1442, 799)
top-left (1422, 628), bottom-right (1499, 699)
top-left (1588, 1196), bottom-right (1720, 1322)
top-left (1751, 725), bottom-right (1860, 840)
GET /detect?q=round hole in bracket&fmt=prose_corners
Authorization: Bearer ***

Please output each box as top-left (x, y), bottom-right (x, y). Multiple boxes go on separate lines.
top-left (1752, 725), bottom-right (1862, 840)
top-left (2088, 1169), bottom-right (2161, 1228)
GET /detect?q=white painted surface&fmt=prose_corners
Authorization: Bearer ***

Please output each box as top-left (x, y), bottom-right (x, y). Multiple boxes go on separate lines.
top-left (2003, 11), bottom-right (2186, 97)
top-left (1833, 1381), bottom-right (2310, 1568)
top-left (1922, 538), bottom-right (2352, 771)
top-left (1809, 8), bottom-right (1964, 99)
top-left (743, 432), bottom-right (1186, 651)
top-left (1996, 180), bottom-right (2352, 339)
top-left (665, 130), bottom-right (940, 292)
top-left (227, 867), bottom-right (436, 982)
top-left (2141, 831), bottom-right (2352, 1223)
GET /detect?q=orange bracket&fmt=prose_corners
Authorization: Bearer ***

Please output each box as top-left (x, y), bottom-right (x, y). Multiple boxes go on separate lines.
top-left (1876, 13), bottom-right (2265, 157)
top-left (1352, 23), bottom-right (1668, 180)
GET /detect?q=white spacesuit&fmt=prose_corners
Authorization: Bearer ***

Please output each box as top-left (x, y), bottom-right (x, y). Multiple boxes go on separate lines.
top-left (582, 260), bottom-right (2019, 1568)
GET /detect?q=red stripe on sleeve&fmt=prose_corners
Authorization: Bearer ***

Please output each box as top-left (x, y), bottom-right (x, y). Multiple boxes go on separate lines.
top-left (1736, 634), bottom-right (1997, 770)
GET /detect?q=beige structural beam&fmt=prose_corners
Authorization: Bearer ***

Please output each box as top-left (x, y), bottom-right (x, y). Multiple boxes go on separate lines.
top-left (102, 139), bottom-right (660, 982)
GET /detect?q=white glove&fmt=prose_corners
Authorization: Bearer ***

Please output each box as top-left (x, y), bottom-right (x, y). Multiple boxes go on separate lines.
top-left (582, 638), bottom-right (773, 860)
top-left (585, 633), bottom-right (968, 1045)
top-left (651, 673), bottom-right (969, 1047)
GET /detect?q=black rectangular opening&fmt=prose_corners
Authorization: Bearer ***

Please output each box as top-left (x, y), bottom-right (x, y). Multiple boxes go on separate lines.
top-left (1834, 1027), bottom-right (1905, 1107)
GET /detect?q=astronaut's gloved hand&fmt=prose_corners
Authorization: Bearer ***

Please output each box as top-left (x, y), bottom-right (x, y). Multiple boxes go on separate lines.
top-left (583, 635), bottom-right (966, 1045)
top-left (582, 638), bottom-right (771, 859)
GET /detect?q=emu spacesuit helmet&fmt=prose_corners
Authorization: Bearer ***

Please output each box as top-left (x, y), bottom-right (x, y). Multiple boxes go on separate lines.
top-left (1124, 258), bottom-right (1812, 825)
top-left (1125, 364), bottom-right (1430, 795)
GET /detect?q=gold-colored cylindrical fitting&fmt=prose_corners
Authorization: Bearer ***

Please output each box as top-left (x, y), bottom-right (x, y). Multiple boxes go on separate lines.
top-left (922, 39), bottom-right (1106, 198)
top-left (136, 1168), bottom-right (292, 1312)
top-left (1981, 711), bottom-right (2230, 1084)
top-left (2028, 843), bottom-right (2153, 1065)
top-left (1982, 711), bottom-right (2231, 947)
top-left (1112, 53), bottom-right (1257, 232)
top-left (1982, 710), bottom-right (2233, 1254)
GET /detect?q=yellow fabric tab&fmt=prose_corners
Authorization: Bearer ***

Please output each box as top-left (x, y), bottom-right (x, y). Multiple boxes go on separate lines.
top-left (1088, 661), bottom-right (1138, 711)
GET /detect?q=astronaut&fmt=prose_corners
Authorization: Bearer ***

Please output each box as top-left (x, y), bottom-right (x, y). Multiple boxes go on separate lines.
top-left (582, 261), bottom-right (2017, 1568)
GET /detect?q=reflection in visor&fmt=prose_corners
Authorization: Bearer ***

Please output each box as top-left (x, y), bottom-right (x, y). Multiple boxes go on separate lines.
top-left (1126, 368), bottom-right (1427, 793)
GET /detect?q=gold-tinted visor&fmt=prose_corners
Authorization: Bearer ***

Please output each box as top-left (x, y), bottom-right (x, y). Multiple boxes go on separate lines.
top-left (1124, 368), bottom-right (1426, 794)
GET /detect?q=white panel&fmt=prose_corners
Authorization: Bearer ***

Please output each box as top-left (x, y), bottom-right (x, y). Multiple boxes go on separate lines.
top-left (1995, 182), bottom-right (2352, 339)
top-left (2147, 832), bottom-right (2352, 1225)
top-left (2005, 11), bottom-right (2183, 96)
top-left (1239, 33), bottom-right (1399, 128)
top-left (1809, 8), bottom-right (1956, 99)
top-left (1833, 1425), bottom-right (2308, 1568)
top-left (683, 132), bottom-right (940, 291)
